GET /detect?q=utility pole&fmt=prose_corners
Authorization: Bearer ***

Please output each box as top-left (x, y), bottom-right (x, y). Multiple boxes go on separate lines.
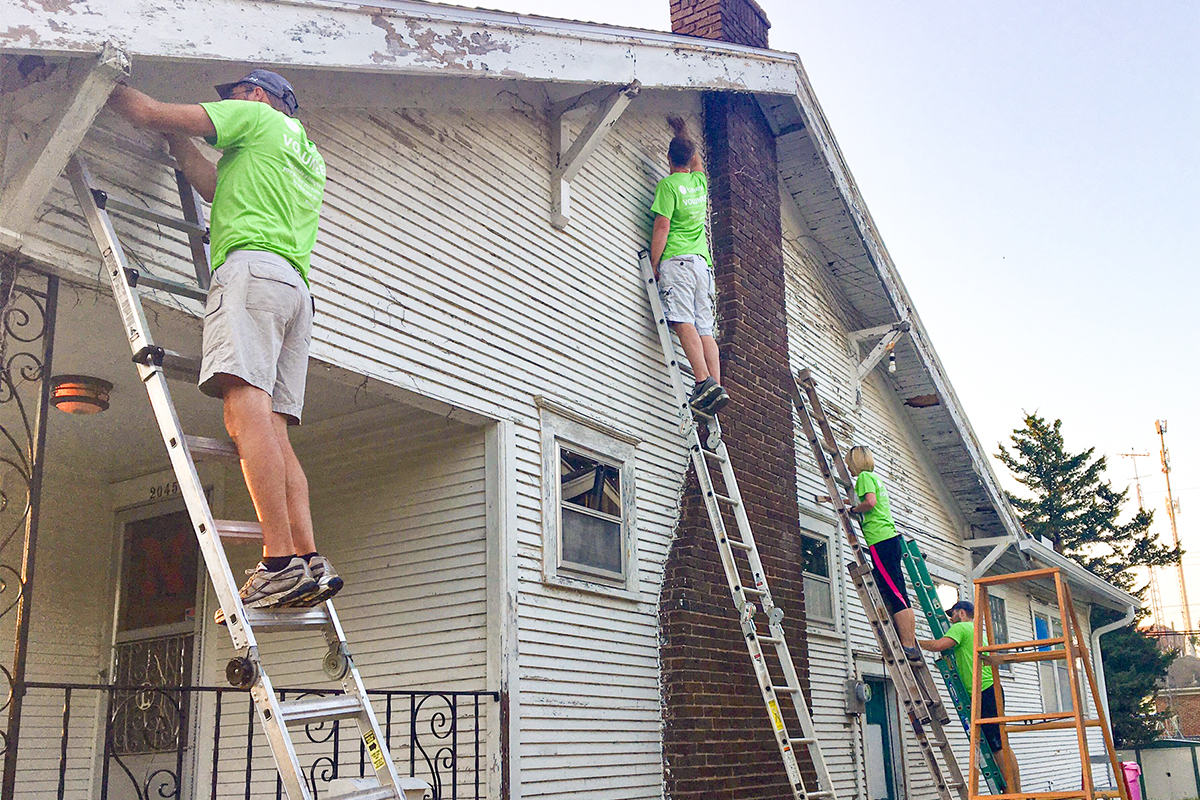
top-left (1156, 420), bottom-right (1195, 656)
top-left (1120, 451), bottom-right (1166, 629)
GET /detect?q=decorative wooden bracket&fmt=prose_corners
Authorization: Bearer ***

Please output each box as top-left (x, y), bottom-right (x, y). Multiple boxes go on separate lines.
top-left (0, 43), bottom-right (129, 250)
top-left (849, 320), bottom-right (910, 407)
top-left (549, 80), bottom-right (640, 230)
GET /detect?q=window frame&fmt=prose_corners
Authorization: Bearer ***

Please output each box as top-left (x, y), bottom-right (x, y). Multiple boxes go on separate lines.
top-left (987, 592), bottom-right (1014, 676)
top-left (798, 509), bottom-right (841, 633)
top-left (800, 531), bottom-right (835, 627)
top-left (538, 398), bottom-right (640, 599)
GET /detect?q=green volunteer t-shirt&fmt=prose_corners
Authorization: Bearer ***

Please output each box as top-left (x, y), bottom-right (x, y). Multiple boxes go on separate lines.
top-left (651, 171), bottom-right (712, 267)
top-left (946, 620), bottom-right (993, 693)
top-left (201, 100), bottom-right (326, 283)
top-left (854, 470), bottom-right (898, 546)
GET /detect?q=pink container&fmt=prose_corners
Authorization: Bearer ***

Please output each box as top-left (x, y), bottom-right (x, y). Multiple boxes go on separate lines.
top-left (1121, 761), bottom-right (1142, 800)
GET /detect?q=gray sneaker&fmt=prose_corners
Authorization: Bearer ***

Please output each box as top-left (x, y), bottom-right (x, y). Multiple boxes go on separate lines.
top-left (215, 557), bottom-right (316, 625)
top-left (290, 555), bottom-right (344, 607)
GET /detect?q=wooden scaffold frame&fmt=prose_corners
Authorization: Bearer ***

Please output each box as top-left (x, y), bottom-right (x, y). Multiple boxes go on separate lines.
top-left (970, 567), bottom-right (1132, 800)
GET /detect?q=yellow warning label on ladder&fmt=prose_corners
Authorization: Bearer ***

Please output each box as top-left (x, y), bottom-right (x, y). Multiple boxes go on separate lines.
top-left (767, 699), bottom-right (784, 732)
top-left (363, 729), bottom-right (386, 771)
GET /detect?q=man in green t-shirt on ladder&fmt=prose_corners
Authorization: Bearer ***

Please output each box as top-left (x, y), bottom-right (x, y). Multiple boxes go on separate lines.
top-left (921, 600), bottom-right (1022, 790)
top-left (108, 70), bottom-right (342, 619)
top-left (650, 116), bottom-right (729, 416)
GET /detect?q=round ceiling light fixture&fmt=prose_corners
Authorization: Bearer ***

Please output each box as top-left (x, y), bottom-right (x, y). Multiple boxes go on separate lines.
top-left (50, 375), bottom-right (113, 415)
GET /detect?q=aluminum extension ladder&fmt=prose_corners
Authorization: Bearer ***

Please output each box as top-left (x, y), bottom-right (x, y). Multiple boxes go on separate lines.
top-left (786, 368), bottom-right (968, 800)
top-left (66, 153), bottom-right (404, 800)
top-left (901, 538), bottom-right (1007, 794)
top-left (639, 250), bottom-right (837, 800)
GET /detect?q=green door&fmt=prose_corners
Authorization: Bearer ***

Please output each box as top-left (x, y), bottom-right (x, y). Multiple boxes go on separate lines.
top-left (864, 677), bottom-right (899, 800)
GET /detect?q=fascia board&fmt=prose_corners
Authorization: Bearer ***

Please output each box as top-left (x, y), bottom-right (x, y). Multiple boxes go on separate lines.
top-left (0, 0), bottom-right (802, 94)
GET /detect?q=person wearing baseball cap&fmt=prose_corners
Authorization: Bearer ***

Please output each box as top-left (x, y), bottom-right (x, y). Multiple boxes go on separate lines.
top-left (920, 600), bottom-right (1021, 790)
top-left (107, 69), bottom-right (340, 620)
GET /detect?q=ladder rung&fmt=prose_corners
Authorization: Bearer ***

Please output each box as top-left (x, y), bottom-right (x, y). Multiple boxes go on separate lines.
top-left (243, 606), bottom-right (332, 633)
top-left (184, 435), bottom-right (239, 460)
top-left (742, 587), bottom-right (766, 596)
top-left (136, 273), bottom-right (208, 302)
top-left (714, 493), bottom-right (739, 506)
top-left (214, 519), bottom-right (263, 543)
top-left (759, 635), bottom-right (781, 645)
top-left (332, 789), bottom-right (399, 800)
top-left (726, 539), bottom-right (753, 552)
top-left (805, 792), bottom-right (834, 799)
top-left (773, 685), bottom-right (800, 694)
top-left (280, 693), bottom-right (364, 726)
top-left (102, 194), bottom-right (209, 237)
top-left (700, 448), bottom-right (727, 463)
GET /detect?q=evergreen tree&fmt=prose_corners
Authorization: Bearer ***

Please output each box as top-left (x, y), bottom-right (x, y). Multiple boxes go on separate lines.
top-left (997, 412), bottom-right (1182, 744)
top-left (996, 413), bottom-right (1179, 592)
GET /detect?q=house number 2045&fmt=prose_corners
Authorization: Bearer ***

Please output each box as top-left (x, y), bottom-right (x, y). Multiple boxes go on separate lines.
top-left (149, 481), bottom-right (180, 500)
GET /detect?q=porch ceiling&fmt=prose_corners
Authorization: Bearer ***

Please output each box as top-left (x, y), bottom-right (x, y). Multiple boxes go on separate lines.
top-left (47, 281), bottom-right (414, 484)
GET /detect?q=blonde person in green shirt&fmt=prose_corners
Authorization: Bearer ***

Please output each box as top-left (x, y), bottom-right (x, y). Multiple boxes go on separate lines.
top-left (845, 445), bottom-right (920, 660)
top-left (920, 600), bottom-right (1021, 790)
top-left (107, 70), bottom-right (341, 620)
top-left (649, 116), bottom-right (728, 416)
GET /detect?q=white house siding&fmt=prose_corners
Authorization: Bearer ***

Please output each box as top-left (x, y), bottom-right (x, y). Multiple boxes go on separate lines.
top-left (6, 462), bottom-right (115, 799)
top-left (21, 92), bottom-right (707, 800)
top-left (780, 200), bottom-right (984, 798)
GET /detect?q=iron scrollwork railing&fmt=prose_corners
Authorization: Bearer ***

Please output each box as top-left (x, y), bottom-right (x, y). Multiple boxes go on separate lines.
top-left (0, 260), bottom-right (58, 800)
top-left (22, 682), bottom-right (496, 800)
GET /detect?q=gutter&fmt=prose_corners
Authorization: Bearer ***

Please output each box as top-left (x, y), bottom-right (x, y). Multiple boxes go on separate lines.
top-left (1091, 605), bottom-right (1137, 726)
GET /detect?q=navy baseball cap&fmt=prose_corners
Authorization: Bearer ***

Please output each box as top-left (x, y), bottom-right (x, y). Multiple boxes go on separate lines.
top-left (215, 69), bottom-right (298, 115)
top-left (946, 600), bottom-right (975, 616)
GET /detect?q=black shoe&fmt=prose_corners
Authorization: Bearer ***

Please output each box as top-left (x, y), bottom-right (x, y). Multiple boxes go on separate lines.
top-left (903, 646), bottom-right (923, 662)
top-left (688, 377), bottom-right (721, 412)
top-left (700, 386), bottom-right (730, 415)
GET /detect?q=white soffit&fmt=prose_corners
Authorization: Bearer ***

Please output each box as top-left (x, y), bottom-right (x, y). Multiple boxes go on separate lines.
top-left (0, 0), bottom-right (802, 94)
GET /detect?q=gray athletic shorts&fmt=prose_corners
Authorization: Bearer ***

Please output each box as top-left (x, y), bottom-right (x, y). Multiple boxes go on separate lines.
top-left (659, 254), bottom-right (716, 337)
top-left (198, 250), bottom-right (313, 425)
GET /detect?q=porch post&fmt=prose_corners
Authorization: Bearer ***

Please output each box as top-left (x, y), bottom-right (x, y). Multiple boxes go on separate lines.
top-left (0, 270), bottom-right (58, 800)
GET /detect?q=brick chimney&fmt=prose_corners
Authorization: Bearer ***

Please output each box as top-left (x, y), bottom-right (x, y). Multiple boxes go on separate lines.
top-left (660, 2), bottom-right (813, 800)
top-left (670, 0), bottom-right (771, 48)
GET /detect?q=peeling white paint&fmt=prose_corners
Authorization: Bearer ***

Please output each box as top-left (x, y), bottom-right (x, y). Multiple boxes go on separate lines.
top-left (0, 0), bottom-right (802, 94)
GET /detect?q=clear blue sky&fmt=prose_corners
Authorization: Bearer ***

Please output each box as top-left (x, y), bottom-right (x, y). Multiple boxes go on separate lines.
top-left (446, 0), bottom-right (1200, 630)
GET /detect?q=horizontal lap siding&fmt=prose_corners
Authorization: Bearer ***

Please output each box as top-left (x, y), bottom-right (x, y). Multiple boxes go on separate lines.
top-left (28, 90), bottom-right (701, 799)
top-left (782, 207), bottom-right (976, 798)
top-left (202, 410), bottom-right (490, 799)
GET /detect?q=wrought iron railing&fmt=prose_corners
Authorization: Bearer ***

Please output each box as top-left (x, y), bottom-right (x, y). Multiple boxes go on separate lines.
top-left (18, 682), bottom-right (496, 800)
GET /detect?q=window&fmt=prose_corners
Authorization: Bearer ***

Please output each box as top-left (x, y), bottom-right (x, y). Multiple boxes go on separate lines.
top-left (987, 594), bottom-right (1012, 675)
top-left (1033, 607), bottom-right (1087, 714)
top-left (558, 446), bottom-right (623, 581)
top-left (801, 533), bottom-right (834, 625)
top-left (538, 399), bottom-right (639, 595)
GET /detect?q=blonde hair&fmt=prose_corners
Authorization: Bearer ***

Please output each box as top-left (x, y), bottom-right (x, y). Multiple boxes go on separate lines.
top-left (846, 445), bottom-right (875, 475)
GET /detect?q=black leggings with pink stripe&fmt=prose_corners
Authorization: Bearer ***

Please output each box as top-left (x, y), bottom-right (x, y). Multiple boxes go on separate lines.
top-left (868, 535), bottom-right (911, 616)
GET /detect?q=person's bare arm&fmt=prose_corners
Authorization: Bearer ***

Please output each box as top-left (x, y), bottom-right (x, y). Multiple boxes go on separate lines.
top-left (650, 215), bottom-right (671, 274)
top-left (108, 84), bottom-right (217, 138)
top-left (920, 636), bottom-right (957, 653)
top-left (849, 492), bottom-right (877, 515)
top-left (165, 135), bottom-right (217, 203)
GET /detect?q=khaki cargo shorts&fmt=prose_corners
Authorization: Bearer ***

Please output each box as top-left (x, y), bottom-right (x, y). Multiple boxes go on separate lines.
top-left (659, 254), bottom-right (716, 337)
top-left (198, 250), bottom-right (313, 425)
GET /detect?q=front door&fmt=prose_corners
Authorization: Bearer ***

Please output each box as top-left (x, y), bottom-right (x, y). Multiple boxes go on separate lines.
top-left (107, 502), bottom-right (204, 799)
top-left (863, 677), bottom-right (901, 800)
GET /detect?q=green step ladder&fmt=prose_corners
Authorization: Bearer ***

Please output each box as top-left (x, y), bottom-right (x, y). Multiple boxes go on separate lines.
top-left (900, 538), bottom-right (1007, 795)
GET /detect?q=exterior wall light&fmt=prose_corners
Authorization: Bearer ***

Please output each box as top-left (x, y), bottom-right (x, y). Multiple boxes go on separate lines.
top-left (50, 375), bottom-right (112, 415)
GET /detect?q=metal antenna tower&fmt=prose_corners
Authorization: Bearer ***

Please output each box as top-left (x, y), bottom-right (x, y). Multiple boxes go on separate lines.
top-left (1120, 451), bottom-right (1166, 629)
top-left (1156, 421), bottom-right (1195, 656)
